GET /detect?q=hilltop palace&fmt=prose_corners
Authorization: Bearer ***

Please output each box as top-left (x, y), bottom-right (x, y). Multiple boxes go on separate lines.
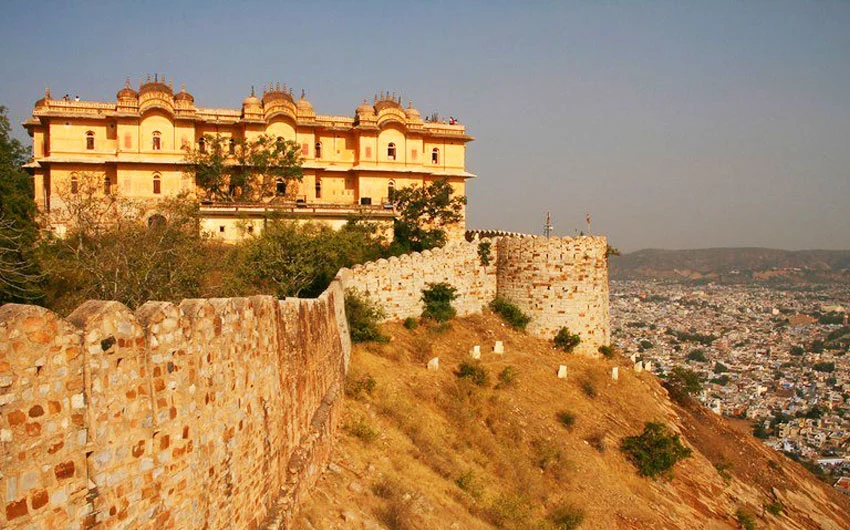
top-left (22, 75), bottom-right (475, 240)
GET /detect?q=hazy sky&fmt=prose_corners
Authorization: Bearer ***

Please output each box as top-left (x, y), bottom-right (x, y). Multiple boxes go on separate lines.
top-left (2, 1), bottom-right (848, 251)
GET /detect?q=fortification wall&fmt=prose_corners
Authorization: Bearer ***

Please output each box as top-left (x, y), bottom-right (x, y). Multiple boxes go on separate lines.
top-left (496, 236), bottom-right (610, 354)
top-left (0, 282), bottom-right (349, 530)
top-left (338, 238), bottom-right (498, 321)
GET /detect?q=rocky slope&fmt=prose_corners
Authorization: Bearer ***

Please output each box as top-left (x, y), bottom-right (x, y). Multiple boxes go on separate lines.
top-left (292, 313), bottom-right (850, 529)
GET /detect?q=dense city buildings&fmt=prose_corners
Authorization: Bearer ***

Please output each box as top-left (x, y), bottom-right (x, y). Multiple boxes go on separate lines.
top-left (22, 76), bottom-right (474, 240)
top-left (611, 280), bottom-right (850, 481)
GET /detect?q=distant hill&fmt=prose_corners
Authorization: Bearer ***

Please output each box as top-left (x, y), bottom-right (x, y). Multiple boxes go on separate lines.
top-left (610, 248), bottom-right (850, 283)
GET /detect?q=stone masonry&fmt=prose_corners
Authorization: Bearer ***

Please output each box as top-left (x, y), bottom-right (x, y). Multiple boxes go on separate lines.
top-left (0, 281), bottom-right (349, 530)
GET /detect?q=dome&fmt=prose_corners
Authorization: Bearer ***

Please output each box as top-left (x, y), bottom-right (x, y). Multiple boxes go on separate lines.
top-left (243, 94), bottom-right (261, 106)
top-left (174, 85), bottom-right (194, 103)
top-left (35, 88), bottom-right (51, 108)
top-left (356, 99), bottom-right (374, 116)
top-left (296, 95), bottom-right (314, 113)
top-left (262, 83), bottom-right (294, 106)
top-left (117, 79), bottom-right (138, 99)
top-left (404, 101), bottom-right (421, 120)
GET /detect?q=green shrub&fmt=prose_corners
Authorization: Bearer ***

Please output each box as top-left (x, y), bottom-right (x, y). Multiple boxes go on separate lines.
top-left (496, 366), bottom-right (519, 388)
top-left (403, 316), bottom-right (419, 330)
top-left (421, 282), bottom-right (458, 322)
top-left (714, 461), bottom-right (732, 483)
top-left (586, 432), bottom-right (606, 452)
top-left (455, 470), bottom-right (483, 499)
top-left (687, 349), bottom-right (707, 362)
top-left (549, 504), bottom-right (585, 530)
top-left (664, 366), bottom-right (702, 404)
top-left (489, 297), bottom-right (531, 330)
top-left (581, 379), bottom-right (597, 399)
top-left (477, 241), bottom-right (492, 266)
top-left (554, 327), bottom-right (581, 353)
top-left (557, 410), bottom-right (576, 430)
top-left (598, 344), bottom-right (616, 358)
top-left (620, 422), bottom-right (692, 479)
top-left (345, 416), bottom-right (379, 443)
top-left (764, 500), bottom-right (783, 516)
top-left (345, 289), bottom-right (389, 343)
top-left (486, 494), bottom-right (533, 528)
top-left (735, 508), bottom-right (757, 530)
top-left (456, 361), bottom-right (489, 387)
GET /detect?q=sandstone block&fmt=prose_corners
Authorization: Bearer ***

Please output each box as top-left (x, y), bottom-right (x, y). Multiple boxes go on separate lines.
top-left (634, 361), bottom-right (643, 373)
top-left (469, 345), bottom-right (481, 359)
top-left (493, 341), bottom-right (504, 354)
top-left (557, 365), bottom-right (567, 379)
top-left (611, 367), bottom-right (619, 381)
top-left (427, 358), bottom-right (439, 371)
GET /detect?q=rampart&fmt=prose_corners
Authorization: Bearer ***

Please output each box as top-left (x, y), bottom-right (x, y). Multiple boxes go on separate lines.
top-left (0, 282), bottom-right (349, 530)
top-left (338, 235), bottom-right (610, 353)
top-left (1, 232), bottom-right (609, 529)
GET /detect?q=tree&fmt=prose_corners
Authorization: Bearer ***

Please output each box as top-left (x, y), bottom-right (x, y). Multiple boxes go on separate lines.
top-left (0, 106), bottom-right (42, 302)
top-left (664, 366), bottom-right (702, 404)
top-left (391, 179), bottom-right (466, 252)
top-left (620, 422), bottom-right (692, 479)
top-left (184, 134), bottom-right (303, 202)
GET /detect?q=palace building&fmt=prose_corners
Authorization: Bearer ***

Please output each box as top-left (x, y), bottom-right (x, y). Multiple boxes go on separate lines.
top-left (23, 76), bottom-right (474, 240)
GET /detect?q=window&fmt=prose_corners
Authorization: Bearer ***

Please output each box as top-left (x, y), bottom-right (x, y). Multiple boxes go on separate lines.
top-left (276, 178), bottom-right (287, 196)
top-left (315, 141), bottom-right (322, 159)
top-left (247, 225), bottom-right (254, 234)
top-left (219, 226), bottom-right (225, 233)
top-left (152, 131), bottom-right (161, 151)
top-left (315, 178), bottom-right (322, 199)
top-left (86, 131), bottom-right (94, 150)
top-left (387, 142), bottom-right (396, 160)
top-left (360, 197), bottom-right (372, 205)
top-left (229, 138), bottom-right (235, 155)
top-left (387, 180), bottom-right (395, 202)
top-left (198, 137), bottom-right (206, 154)
top-left (153, 174), bottom-right (161, 194)
top-left (432, 148), bottom-right (439, 164)
top-left (70, 174), bottom-right (78, 194)
top-left (103, 176), bottom-right (111, 195)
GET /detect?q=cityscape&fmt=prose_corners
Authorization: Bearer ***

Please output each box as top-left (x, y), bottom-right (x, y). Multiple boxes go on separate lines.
top-left (611, 279), bottom-right (850, 486)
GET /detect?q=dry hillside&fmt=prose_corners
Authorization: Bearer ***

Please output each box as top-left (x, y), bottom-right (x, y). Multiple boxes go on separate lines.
top-left (293, 313), bottom-right (850, 529)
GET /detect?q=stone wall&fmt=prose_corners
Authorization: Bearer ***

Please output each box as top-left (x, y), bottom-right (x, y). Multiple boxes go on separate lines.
top-left (338, 238), bottom-right (498, 321)
top-left (0, 281), bottom-right (349, 530)
top-left (339, 235), bottom-right (610, 354)
top-left (496, 236), bottom-right (610, 355)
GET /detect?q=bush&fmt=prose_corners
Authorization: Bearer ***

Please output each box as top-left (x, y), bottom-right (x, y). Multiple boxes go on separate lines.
top-left (549, 504), bottom-right (585, 530)
top-left (598, 345), bottom-right (616, 358)
top-left (620, 422), bottom-right (692, 479)
top-left (714, 362), bottom-right (729, 373)
top-left (455, 470), bottom-right (483, 499)
top-left (496, 366), bottom-right (519, 388)
top-left (554, 327), bottom-right (581, 353)
top-left (714, 461), bottom-right (732, 483)
top-left (557, 411), bottom-right (576, 430)
top-left (456, 361), bottom-right (489, 387)
top-left (486, 494), bottom-right (533, 528)
top-left (581, 379), bottom-right (597, 399)
top-left (764, 500), bottom-right (783, 516)
top-left (477, 241), bottom-right (492, 266)
top-left (403, 316), bottom-right (419, 330)
top-left (345, 374), bottom-right (376, 399)
top-left (345, 289), bottom-right (389, 343)
top-left (345, 416), bottom-right (378, 443)
top-left (421, 282), bottom-right (458, 322)
top-left (490, 297), bottom-right (531, 330)
top-left (813, 361), bottom-right (835, 373)
top-left (586, 432), bottom-right (606, 452)
top-left (664, 366), bottom-right (702, 404)
top-left (735, 508), bottom-right (757, 530)
top-left (687, 349), bottom-right (707, 362)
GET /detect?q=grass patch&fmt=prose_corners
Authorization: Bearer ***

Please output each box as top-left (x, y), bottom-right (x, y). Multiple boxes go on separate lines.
top-left (580, 379), bottom-right (597, 399)
top-left (490, 297), bottom-right (532, 330)
top-left (548, 504), bottom-right (585, 530)
top-left (496, 366), bottom-right (519, 388)
top-left (345, 415), bottom-right (379, 443)
top-left (345, 373), bottom-right (376, 400)
top-left (598, 344), bottom-right (616, 358)
top-left (556, 410), bottom-right (576, 430)
top-left (586, 432), bottom-right (607, 453)
top-left (403, 316), bottom-right (419, 330)
top-left (764, 500), bottom-right (783, 516)
top-left (714, 461), bottom-right (732, 484)
top-left (620, 422), bottom-right (692, 479)
top-left (455, 470), bottom-right (484, 499)
top-left (735, 508), bottom-right (757, 530)
top-left (456, 361), bottom-right (490, 387)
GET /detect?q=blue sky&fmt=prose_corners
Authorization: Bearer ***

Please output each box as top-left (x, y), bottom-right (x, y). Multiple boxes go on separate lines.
top-left (2, 1), bottom-right (848, 251)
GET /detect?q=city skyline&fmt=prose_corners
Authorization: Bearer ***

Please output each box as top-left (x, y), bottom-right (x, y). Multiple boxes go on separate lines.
top-left (1, 1), bottom-right (848, 252)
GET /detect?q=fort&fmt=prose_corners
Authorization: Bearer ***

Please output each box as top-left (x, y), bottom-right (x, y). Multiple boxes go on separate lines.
top-left (22, 77), bottom-right (474, 240)
top-left (0, 233), bottom-right (609, 529)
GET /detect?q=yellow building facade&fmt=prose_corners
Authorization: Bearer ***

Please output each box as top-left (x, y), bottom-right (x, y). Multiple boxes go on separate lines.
top-left (23, 76), bottom-right (474, 240)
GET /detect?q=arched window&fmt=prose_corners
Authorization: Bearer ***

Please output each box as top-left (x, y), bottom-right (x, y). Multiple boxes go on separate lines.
top-left (387, 180), bottom-right (396, 202)
top-left (431, 148), bottom-right (439, 164)
top-left (387, 142), bottom-right (396, 160)
top-left (315, 141), bottom-right (322, 159)
top-left (198, 137), bottom-right (206, 154)
top-left (85, 131), bottom-right (95, 150)
top-left (152, 131), bottom-right (161, 151)
top-left (276, 178), bottom-right (287, 196)
top-left (153, 173), bottom-right (161, 194)
top-left (229, 138), bottom-right (235, 155)
top-left (315, 178), bottom-right (322, 199)
top-left (103, 175), bottom-right (112, 195)
top-left (70, 173), bottom-right (79, 194)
